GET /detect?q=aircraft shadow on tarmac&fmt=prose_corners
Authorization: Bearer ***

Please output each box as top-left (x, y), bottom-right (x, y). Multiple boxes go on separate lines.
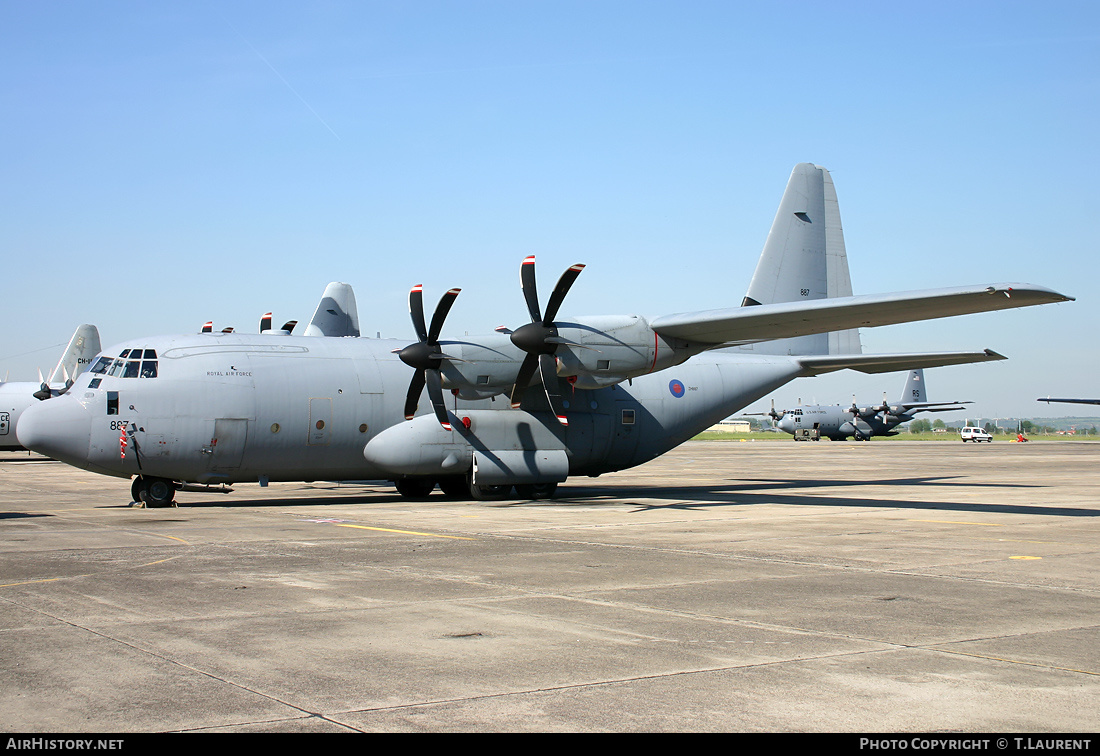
top-left (86, 476), bottom-right (1099, 519)
top-left (558, 476), bottom-right (1100, 518)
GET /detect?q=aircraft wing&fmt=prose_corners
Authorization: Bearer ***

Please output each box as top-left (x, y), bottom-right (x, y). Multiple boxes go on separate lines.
top-left (650, 284), bottom-right (1072, 346)
top-left (1037, 397), bottom-right (1100, 406)
top-left (795, 349), bottom-right (1005, 377)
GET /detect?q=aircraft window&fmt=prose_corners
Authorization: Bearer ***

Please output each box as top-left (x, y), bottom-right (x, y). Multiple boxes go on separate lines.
top-left (119, 349), bottom-right (131, 358)
top-left (141, 361), bottom-right (158, 378)
top-left (123, 361), bottom-right (141, 379)
top-left (622, 409), bottom-right (635, 425)
top-left (107, 391), bottom-right (119, 415)
top-left (90, 357), bottom-right (112, 374)
top-left (89, 378), bottom-right (102, 389)
top-left (597, 360), bottom-right (611, 371)
top-left (143, 349), bottom-right (157, 360)
top-left (107, 360), bottom-right (127, 377)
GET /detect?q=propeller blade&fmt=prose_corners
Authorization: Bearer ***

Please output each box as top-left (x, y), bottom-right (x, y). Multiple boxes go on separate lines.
top-left (33, 369), bottom-right (50, 401)
top-left (519, 256), bottom-right (541, 322)
top-left (201, 321), bottom-right (213, 333)
top-left (543, 264), bottom-right (585, 324)
top-left (510, 353), bottom-right (540, 409)
top-left (427, 288), bottom-right (461, 343)
top-left (539, 353), bottom-right (568, 425)
top-left (404, 370), bottom-right (426, 421)
top-left (281, 320), bottom-right (298, 333)
top-left (260, 312), bottom-right (272, 332)
top-left (425, 368), bottom-right (453, 430)
top-left (409, 285), bottom-right (428, 343)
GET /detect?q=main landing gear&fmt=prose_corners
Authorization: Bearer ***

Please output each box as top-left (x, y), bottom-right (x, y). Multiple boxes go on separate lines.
top-left (394, 475), bottom-right (558, 502)
top-left (131, 476), bottom-right (177, 508)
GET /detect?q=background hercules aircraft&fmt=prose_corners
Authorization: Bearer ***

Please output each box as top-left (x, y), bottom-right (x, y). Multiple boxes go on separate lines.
top-left (1037, 397), bottom-right (1100, 406)
top-left (765, 368), bottom-right (972, 440)
top-left (0, 324), bottom-right (101, 452)
top-left (17, 165), bottom-right (1073, 506)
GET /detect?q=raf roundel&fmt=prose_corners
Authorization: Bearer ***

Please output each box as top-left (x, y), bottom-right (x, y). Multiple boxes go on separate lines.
top-left (669, 379), bottom-right (686, 398)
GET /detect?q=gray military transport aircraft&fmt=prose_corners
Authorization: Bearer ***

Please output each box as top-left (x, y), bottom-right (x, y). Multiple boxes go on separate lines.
top-left (766, 368), bottom-right (972, 440)
top-left (1, 324), bottom-right (101, 451)
top-left (17, 164), bottom-right (1073, 506)
top-left (1037, 397), bottom-right (1100, 406)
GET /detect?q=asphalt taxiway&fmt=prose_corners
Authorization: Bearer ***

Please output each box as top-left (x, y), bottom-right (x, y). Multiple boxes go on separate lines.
top-left (1, 440), bottom-right (1097, 732)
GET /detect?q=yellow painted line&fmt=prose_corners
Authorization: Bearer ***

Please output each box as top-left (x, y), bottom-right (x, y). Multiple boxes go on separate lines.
top-left (939, 648), bottom-right (1098, 676)
top-left (335, 523), bottom-right (472, 540)
top-left (142, 533), bottom-right (190, 545)
top-left (1010, 555), bottom-right (1042, 560)
top-left (0, 555), bottom-right (184, 588)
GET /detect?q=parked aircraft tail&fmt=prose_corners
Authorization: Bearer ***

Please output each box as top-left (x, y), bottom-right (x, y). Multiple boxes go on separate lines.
top-left (899, 369), bottom-right (927, 404)
top-left (737, 163), bottom-right (861, 356)
top-left (46, 324), bottom-right (101, 385)
top-left (305, 282), bottom-right (361, 337)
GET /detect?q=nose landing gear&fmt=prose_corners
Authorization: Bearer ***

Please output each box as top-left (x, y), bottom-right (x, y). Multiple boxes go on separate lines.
top-left (131, 476), bottom-right (177, 508)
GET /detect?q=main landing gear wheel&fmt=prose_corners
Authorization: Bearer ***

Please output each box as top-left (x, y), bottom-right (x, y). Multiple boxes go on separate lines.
top-left (395, 478), bottom-right (435, 500)
top-left (467, 477), bottom-right (512, 501)
top-left (438, 476), bottom-right (471, 500)
top-left (514, 482), bottom-right (558, 500)
top-left (132, 476), bottom-right (176, 507)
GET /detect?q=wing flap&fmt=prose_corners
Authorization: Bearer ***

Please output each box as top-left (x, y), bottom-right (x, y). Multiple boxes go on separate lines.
top-left (650, 285), bottom-right (1072, 346)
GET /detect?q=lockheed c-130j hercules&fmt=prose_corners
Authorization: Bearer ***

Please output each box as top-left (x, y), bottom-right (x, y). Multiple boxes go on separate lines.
top-left (17, 164), bottom-right (1073, 506)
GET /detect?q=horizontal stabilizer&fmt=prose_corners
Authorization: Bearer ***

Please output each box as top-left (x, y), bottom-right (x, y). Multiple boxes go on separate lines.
top-left (797, 349), bottom-right (1005, 377)
top-left (651, 285), bottom-right (1072, 346)
top-left (900, 400), bottom-right (975, 410)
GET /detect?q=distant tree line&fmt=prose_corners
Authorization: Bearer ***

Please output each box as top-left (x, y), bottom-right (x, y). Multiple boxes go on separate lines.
top-left (907, 419), bottom-right (1098, 435)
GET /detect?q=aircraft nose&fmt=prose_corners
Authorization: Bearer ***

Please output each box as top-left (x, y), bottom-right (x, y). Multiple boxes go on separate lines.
top-left (17, 396), bottom-right (92, 464)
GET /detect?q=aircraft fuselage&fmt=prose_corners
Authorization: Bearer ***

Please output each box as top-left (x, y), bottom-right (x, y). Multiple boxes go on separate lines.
top-left (18, 332), bottom-right (803, 487)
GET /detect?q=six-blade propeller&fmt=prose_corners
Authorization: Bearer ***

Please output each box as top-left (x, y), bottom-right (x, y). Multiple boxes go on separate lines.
top-left (507, 256), bottom-right (585, 426)
top-left (398, 284), bottom-right (462, 430)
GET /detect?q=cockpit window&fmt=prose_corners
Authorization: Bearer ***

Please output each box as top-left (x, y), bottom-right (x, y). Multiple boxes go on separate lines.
top-left (96, 349), bottom-right (159, 378)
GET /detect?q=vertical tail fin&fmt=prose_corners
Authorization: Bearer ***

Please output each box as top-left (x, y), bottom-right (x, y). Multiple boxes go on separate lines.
top-left (739, 164), bottom-right (862, 356)
top-left (305, 282), bottom-right (361, 337)
top-left (899, 369), bottom-right (927, 404)
top-left (46, 324), bottom-right (101, 384)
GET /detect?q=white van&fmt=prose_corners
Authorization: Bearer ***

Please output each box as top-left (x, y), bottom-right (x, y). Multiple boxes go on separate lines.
top-left (960, 426), bottom-right (993, 443)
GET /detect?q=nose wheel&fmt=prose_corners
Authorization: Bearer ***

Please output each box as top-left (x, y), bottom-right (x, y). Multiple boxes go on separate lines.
top-left (131, 476), bottom-right (177, 508)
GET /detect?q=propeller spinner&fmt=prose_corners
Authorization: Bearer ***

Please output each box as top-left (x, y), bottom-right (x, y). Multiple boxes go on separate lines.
top-left (508, 256), bottom-right (585, 426)
top-left (398, 284), bottom-right (461, 430)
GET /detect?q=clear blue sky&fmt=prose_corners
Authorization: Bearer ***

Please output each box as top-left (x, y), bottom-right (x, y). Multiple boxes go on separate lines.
top-left (2, 1), bottom-right (1097, 419)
